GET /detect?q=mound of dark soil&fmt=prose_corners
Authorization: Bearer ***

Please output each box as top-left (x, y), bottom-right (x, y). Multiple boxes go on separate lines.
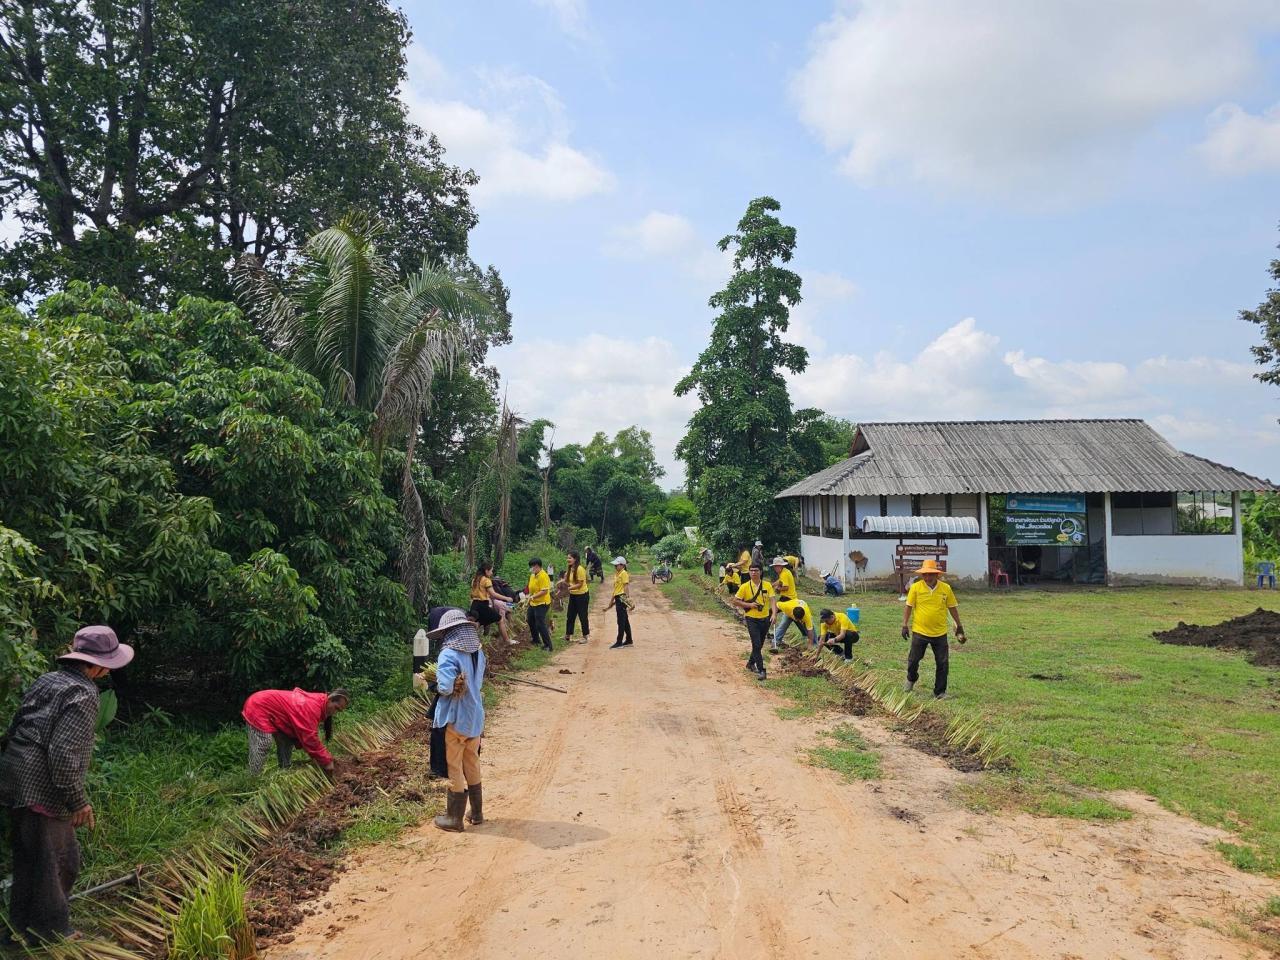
top-left (1153, 608), bottom-right (1280, 667)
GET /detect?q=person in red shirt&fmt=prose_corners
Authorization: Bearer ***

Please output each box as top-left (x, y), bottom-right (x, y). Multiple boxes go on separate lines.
top-left (242, 688), bottom-right (350, 782)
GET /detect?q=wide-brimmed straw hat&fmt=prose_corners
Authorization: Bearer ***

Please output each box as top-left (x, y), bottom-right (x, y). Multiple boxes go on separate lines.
top-left (58, 625), bottom-right (134, 670)
top-left (770, 556), bottom-right (787, 567)
top-left (427, 607), bottom-right (474, 639)
top-left (916, 559), bottom-right (944, 576)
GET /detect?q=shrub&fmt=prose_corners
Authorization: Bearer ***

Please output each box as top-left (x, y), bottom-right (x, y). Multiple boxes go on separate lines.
top-left (0, 284), bottom-right (413, 713)
top-left (652, 533), bottom-right (688, 564)
top-left (168, 867), bottom-right (255, 960)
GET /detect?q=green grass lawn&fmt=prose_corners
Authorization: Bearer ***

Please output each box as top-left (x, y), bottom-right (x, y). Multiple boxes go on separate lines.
top-left (663, 569), bottom-right (1280, 874)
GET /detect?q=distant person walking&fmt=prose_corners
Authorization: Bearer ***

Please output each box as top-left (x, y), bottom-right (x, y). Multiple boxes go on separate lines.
top-left (0, 626), bottom-right (134, 946)
top-left (700, 546), bottom-right (714, 577)
top-left (560, 551), bottom-right (591, 645)
top-left (431, 609), bottom-right (487, 831)
top-left (585, 546), bottom-right (604, 583)
top-left (730, 562), bottom-right (773, 680)
top-left (901, 559), bottom-right (966, 699)
top-left (525, 557), bottom-right (554, 651)
top-left (604, 556), bottom-right (633, 648)
top-left (243, 687), bottom-right (351, 781)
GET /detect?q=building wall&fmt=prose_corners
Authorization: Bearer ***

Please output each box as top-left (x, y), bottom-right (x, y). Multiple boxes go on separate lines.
top-left (1104, 492), bottom-right (1244, 585)
top-left (801, 534), bottom-right (990, 583)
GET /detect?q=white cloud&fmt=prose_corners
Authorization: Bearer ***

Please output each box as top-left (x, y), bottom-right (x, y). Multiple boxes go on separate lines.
top-left (494, 333), bottom-right (698, 482)
top-left (789, 317), bottom-right (1280, 480)
top-left (1198, 101), bottom-right (1280, 174)
top-left (533, 0), bottom-right (591, 42)
top-left (403, 49), bottom-right (613, 204)
top-left (792, 0), bottom-right (1280, 196)
top-left (605, 210), bottom-right (734, 285)
top-left (606, 212), bottom-right (699, 259)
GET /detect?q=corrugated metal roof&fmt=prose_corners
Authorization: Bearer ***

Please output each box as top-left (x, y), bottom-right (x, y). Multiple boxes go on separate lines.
top-left (862, 516), bottom-right (981, 535)
top-left (776, 419), bottom-right (1274, 497)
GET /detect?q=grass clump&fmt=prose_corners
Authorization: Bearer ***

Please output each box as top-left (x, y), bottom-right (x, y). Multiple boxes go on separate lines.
top-left (808, 726), bottom-right (881, 782)
top-left (956, 772), bottom-right (1132, 822)
top-left (1218, 842), bottom-right (1265, 873)
top-left (167, 867), bottom-right (255, 960)
top-left (763, 674), bottom-right (844, 713)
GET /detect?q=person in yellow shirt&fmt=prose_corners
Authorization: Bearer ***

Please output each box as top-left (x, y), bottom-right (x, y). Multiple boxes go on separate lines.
top-left (773, 596), bottom-right (817, 649)
top-left (720, 563), bottom-right (741, 594)
top-left (818, 608), bottom-right (859, 661)
top-left (901, 559), bottom-right (966, 699)
top-left (525, 558), bottom-right (554, 651)
top-left (770, 556), bottom-right (798, 651)
top-left (558, 551), bottom-right (591, 645)
top-left (469, 562), bottom-right (516, 645)
top-left (729, 544), bottom-right (752, 578)
top-left (730, 562), bottom-right (774, 679)
top-left (603, 557), bottom-right (632, 648)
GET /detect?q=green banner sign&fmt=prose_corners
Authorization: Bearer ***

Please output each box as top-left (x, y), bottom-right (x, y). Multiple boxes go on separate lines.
top-left (1005, 512), bottom-right (1088, 546)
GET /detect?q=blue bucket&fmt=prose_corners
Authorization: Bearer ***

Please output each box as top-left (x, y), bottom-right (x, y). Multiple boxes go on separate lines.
top-left (845, 606), bottom-right (860, 625)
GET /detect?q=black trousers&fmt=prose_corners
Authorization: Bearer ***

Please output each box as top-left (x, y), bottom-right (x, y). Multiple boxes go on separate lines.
top-left (528, 604), bottom-right (553, 649)
top-left (823, 633), bottom-right (856, 659)
top-left (615, 603), bottom-right (632, 644)
top-left (7, 808), bottom-right (79, 942)
top-left (565, 593), bottom-right (590, 638)
top-left (703, 560), bottom-right (713, 576)
top-left (907, 632), bottom-right (949, 695)
top-left (745, 617), bottom-right (769, 672)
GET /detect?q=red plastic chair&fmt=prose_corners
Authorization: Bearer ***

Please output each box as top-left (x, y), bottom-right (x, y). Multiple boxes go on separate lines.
top-left (989, 560), bottom-right (1011, 587)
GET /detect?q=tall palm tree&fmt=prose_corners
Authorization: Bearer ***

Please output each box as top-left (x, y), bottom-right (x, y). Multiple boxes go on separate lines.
top-left (235, 215), bottom-right (493, 611)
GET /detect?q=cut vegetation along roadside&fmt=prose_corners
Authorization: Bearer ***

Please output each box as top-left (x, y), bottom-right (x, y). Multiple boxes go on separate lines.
top-left (268, 575), bottom-right (1280, 960)
top-left (663, 571), bottom-right (1280, 875)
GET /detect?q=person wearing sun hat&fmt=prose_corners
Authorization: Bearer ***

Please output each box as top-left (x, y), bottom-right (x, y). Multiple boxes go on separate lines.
top-left (769, 556), bottom-right (799, 652)
top-left (0, 625), bottom-right (133, 946)
top-left (429, 608), bottom-right (488, 832)
top-left (901, 558), bottom-right (967, 699)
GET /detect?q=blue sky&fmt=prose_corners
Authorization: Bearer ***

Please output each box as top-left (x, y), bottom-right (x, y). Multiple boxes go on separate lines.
top-left (401, 0), bottom-right (1280, 486)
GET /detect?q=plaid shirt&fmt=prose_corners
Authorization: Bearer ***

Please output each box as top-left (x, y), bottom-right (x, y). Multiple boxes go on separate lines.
top-left (0, 667), bottom-right (99, 817)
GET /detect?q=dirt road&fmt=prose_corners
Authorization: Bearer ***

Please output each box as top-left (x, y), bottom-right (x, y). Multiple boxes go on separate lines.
top-left (273, 578), bottom-right (1278, 960)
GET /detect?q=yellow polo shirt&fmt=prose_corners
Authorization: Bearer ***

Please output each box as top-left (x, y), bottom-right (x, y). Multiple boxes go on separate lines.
top-left (905, 579), bottom-right (956, 637)
top-left (773, 567), bottom-right (796, 601)
top-left (737, 550), bottom-right (751, 572)
top-left (527, 569), bottom-right (552, 606)
top-left (775, 597), bottom-right (812, 629)
top-left (820, 611), bottom-right (857, 640)
top-left (470, 576), bottom-right (492, 602)
top-left (735, 579), bottom-right (773, 619)
top-left (566, 565), bottom-right (589, 595)
top-left (722, 568), bottom-right (741, 589)
top-left (612, 569), bottom-right (630, 596)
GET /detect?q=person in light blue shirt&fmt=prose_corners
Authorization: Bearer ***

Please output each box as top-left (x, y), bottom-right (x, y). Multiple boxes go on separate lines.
top-left (431, 609), bottom-right (487, 832)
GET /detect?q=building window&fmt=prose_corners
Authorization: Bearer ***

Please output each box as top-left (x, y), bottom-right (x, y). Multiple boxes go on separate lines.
top-left (949, 494), bottom-right (980, 519)
top-left (802, 497), bottom-right (820, 536)
top-left (1111, 492), bottom-right (1175, 535)
top-left (1176, 491), bottom-right (1234, 535)
top-left (821, 496), bottom-right (843, 538)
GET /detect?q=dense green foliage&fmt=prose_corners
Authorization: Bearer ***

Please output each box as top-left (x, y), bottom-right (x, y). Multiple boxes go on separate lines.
top-left (0, 284), bottom-right (414, 716)
top-left (0, 0), bottom-right (483, 302)
top-left (675, 197), bottom-right (810, 553)
top-left (1243, 492), bottom-right (1280, 567)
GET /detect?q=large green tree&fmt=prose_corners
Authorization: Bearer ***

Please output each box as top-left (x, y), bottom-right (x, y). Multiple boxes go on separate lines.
top-left (0, 284), bottom-right (414, 716)
top-left (236, 216), bottom-right (494, 612)
top-left (675, 196), bottom-right (808, 551)
top-left (0, 0), bottom-right (479, 302)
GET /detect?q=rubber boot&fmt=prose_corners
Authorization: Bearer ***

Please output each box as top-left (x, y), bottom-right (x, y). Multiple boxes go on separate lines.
top-left (434, 789), bottom-right (467, 832)
top-left (466, 783), bottom-right (484, 825)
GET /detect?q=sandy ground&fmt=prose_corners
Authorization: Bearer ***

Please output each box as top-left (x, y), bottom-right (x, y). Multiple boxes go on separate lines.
top-left (271, 578), bottom-right (1280, 960)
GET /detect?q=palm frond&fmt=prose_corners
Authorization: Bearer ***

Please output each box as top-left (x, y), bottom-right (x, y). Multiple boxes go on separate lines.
top-left (370, 310), bottom-right (465, 453)
top-left (231, 253), bottom-right (303, 354)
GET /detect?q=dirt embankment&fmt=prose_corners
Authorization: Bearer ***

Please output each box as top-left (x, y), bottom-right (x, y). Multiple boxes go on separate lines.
top-left (1154, 608), bottom-right (1280, 667)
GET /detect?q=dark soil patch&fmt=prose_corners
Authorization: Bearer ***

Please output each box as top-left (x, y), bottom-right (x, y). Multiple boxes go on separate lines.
top-left (888, 806), bottom-right (921, 823)
top-left (893, 712), bottom-right (991, 774)
top-left (1029, 673), bottom-right (1066, 681)
top-left (1154, 608), bottom-right (1280, 667)
top-left (841, 686), bottom-right (874, 716)
top-left (247, 720), bottom-right (430, 945)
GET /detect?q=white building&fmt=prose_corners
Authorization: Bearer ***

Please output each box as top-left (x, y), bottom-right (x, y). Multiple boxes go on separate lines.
top-left (775, 419), bottom-right (1273, 587)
